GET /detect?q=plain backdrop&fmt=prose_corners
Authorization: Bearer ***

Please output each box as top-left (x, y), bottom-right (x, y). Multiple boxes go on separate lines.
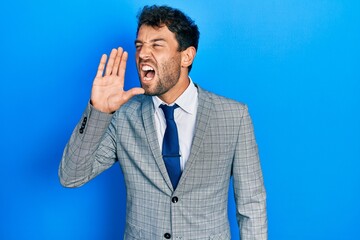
top-left (1, 0), bottom-right (359, 239)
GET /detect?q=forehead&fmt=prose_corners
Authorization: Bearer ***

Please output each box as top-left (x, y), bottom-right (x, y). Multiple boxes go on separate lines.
top-left (136, 25), bottom-right (177, 42)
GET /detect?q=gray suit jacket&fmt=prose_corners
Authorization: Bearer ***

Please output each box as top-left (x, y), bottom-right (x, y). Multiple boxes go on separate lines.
top-left (59, 86), bottom-right (267, 239)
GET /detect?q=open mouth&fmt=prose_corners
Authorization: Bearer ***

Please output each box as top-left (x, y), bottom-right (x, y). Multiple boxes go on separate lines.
top-left (142, 65), bottom-right (156, 81)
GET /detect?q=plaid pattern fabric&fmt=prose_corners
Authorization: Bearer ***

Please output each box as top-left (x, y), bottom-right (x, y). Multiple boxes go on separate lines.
top-left (59, 86), bottom-right (267, 239)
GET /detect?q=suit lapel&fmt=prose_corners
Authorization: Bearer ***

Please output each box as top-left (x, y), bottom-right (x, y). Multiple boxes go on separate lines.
top-left (177, 86), bottom-right (213, 189)
top-left (141, 97), bottom-right (174, 191)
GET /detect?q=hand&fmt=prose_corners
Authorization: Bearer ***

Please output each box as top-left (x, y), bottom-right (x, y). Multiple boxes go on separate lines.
top-left (90, 47), bottom-right (145, 113)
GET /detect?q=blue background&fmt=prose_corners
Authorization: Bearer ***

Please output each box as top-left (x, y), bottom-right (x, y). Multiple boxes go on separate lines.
top-left (1, 0), bottom-right (359, 239)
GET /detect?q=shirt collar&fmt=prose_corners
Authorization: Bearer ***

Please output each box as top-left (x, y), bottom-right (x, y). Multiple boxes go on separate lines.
top-left (152, 77), bottom-right (198, 115)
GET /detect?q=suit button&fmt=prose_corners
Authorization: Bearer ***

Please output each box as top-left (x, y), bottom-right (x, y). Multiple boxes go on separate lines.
top-left (79, 128), bottom-right (84, 134)
top-left (82, 117), bottom-right (87, 127)
top-left (172, 196), bottom-right (178, 203)
top-left (164, 233), bottom-right (171, 239)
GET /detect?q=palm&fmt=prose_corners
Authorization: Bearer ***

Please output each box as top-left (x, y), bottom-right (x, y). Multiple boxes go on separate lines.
top-left (91, 48), bottom-right (144, 113)
top-left (92, 74), bottom-right (125, 113)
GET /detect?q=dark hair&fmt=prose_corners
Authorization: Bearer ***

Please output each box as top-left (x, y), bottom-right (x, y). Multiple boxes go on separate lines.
top-left (137, 5), bottom-right (200, 72)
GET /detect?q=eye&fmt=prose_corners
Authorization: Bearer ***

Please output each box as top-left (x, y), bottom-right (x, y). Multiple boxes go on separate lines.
top-left (135, 44), bottom-right (142, 50)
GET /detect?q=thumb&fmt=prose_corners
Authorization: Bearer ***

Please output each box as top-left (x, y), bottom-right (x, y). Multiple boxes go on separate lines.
top-left (123, 87), bottom-right (145, 101)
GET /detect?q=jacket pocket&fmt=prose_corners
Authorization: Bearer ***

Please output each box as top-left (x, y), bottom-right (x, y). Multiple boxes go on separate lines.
top-left (124, 222), bottom-right (143, 239)
top-left (209, 230), bottom-right (231, 240)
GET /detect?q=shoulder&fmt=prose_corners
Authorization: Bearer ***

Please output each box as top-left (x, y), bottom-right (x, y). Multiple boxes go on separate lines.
top-left (197, 85), bottom-right (248, 117)
top-left (113, 94), bottom-right (151, 119)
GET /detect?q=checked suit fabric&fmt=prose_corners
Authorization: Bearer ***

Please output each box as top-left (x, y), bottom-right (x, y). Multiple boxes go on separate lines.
top-left (59, 85), bottom-right (267, 239)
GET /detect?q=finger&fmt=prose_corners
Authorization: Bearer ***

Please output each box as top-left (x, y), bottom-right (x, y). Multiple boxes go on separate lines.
top-left (111, 47), bottom-right (123, 76)
top-left (105, 48), bottom-right (117, 76)
top-left (118, 51), bottom-right (128, 78)
top-left (123, 87), bottom-right (145, 101)
top-left (96, 54), bottom-right (107, 78)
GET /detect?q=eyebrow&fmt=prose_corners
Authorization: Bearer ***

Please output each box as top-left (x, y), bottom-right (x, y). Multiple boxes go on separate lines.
top-left (135, 38), bottom-right (167, 45)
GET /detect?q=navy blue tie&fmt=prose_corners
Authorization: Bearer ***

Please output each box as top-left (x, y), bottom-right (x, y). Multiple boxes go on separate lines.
top-left (160, 104), bottom-right (181, 189)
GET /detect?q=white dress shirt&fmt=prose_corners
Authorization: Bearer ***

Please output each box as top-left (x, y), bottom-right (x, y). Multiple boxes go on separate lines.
top-left (152, 79), bottom-right (198, 171)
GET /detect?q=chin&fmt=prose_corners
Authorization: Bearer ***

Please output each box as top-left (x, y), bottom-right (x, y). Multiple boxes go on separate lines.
top-left (141, 86), bottom-right (156, 96)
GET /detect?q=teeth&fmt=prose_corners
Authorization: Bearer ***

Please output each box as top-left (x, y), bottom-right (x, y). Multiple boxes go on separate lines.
top-left (142, 65), bottom-right (154, 71)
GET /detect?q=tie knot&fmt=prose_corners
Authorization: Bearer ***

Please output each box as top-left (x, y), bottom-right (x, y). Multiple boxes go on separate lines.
top-left (160, 104), bottom-right (178, 120)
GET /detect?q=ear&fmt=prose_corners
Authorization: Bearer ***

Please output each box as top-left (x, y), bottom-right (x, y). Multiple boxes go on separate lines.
top-left (181, 46), bottom-right (196, 69)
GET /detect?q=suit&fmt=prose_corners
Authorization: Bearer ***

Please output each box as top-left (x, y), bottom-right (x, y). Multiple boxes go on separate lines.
top-left (59, 85), bottom-right (267, 239)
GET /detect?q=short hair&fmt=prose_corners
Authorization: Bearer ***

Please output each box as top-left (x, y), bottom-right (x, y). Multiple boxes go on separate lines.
top-left (136, 5), bottom-right (200, 72)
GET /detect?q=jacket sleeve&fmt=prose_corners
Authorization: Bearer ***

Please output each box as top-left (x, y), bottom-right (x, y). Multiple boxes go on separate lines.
top-left (58, 103), bottom-right (117, 188)
top-left (232, 105), bottom-right (268, 239)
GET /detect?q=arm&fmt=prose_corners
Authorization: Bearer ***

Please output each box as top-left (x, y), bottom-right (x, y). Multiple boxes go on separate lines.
top-left (232, 105), bottom-right (268, 239)
top-left (58, 48), bottom-right (144, 187)
top-left (59, 104), bottom-right (115, 187)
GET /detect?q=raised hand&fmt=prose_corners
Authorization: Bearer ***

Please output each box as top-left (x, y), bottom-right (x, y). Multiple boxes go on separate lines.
top-left (90, 47), bottom-right (145, 113)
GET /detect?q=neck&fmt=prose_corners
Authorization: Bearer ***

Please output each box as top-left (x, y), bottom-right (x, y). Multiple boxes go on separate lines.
top-left (159, 74), bottom-right (190, 104)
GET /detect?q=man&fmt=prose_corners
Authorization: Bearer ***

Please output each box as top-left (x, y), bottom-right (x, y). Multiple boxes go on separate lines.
top-left (59, 5), bottom-right (267, 239)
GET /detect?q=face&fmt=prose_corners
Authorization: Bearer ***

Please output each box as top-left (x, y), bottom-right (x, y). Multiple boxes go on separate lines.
top-left (135, 25), bottom-right (187, 102)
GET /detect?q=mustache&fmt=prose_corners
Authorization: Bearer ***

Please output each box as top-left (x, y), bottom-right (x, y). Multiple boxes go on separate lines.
top-left (138, 59), bottom-right (156, 66)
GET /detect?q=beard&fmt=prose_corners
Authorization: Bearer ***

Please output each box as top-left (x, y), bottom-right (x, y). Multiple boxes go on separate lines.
top-left (139, 55), bottom-right (182, 96)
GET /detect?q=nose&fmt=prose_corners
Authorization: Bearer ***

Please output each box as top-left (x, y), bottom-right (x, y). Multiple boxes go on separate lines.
top-left (138, 45), bottom-right (151, 60)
